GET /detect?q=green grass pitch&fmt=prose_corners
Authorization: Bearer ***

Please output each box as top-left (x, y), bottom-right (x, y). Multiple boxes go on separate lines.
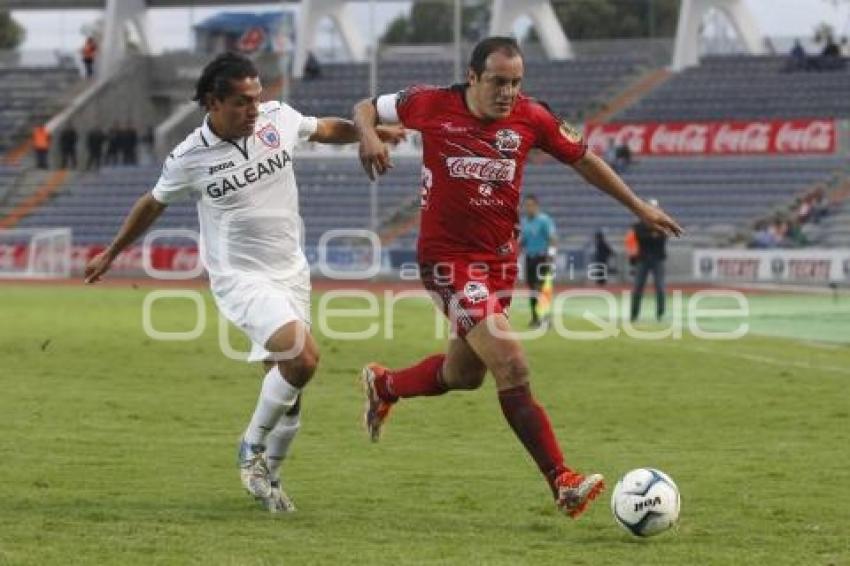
top-left (0, 284), bottom-right (848, 565)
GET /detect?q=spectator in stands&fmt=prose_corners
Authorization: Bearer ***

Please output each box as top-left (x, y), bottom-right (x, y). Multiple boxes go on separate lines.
top-left (59, 123), bottom-right (79, 169)
top-left (769, 218), bottom-right (789, 247)
top-left (796, 194), bottom-right (813, 224)
top-left (750, 220), bottom-right (775, 249)
top-left (811, 186), bottom-right (830, 223)
top-left (141, 125), bottom-right (155, 164)
top-left (86, 126), bottom-right (106, 171)
top-left (590, 229), bottom-right (614, 286)
top-left (32, 124), bottom-right (51, 170)
top-left (630, 198), bottom-right (667, 322)
top-left (81, 36), bottom-right (97, 79)
top-left (786, 39), bottom-right (808, 72)
top-left (614, 141), bottom-right (633, 173)
top-left (815, 35), bottom-right (844, 71)
top-left (104, 122), bottom-right (121, 166)
top-left (604, 140), bottom-right (618, 170)
top-left (785, 219), bottom-right (808, 247)
top-left (841, 36), bottom-right (850, 58)
top-left (303, 51), bottom-right (322, 80)
top-left (121, 123), bottom-right (139, 166)
top-left (822, 35), bottom-right (841, 57)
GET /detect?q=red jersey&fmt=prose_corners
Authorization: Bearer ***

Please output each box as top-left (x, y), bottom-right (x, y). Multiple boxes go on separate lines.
top-left (393, 84), bottom-right (587, 262)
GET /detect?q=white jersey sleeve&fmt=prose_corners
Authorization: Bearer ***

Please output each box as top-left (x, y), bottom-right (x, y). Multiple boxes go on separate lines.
top-left (375, 93), bottom-right (400, 124)
top-left (297, 114), bottom-right (318, 140)
top-left (152, 153), bottom-right (196, 204)
top-left (264, 100), bottom-right (318, 142)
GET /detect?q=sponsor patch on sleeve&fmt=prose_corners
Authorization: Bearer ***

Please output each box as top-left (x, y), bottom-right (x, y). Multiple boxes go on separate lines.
top-left (559, 120), bottom-right (583, 144)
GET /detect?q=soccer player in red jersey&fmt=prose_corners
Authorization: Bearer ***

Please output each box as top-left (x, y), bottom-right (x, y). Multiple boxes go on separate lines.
top-left (352, 37), bottom-right (683, 518)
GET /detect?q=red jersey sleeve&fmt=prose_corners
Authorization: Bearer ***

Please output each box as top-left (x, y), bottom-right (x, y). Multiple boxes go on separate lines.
top-left (395, 85), bottom-right (444, 131)
top-left (531, 101), bottom-right (587, 165)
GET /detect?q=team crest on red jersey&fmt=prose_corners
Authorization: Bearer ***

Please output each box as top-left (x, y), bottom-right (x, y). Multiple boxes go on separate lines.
top-left (257, 124), bottom-right (280, 148)
top-left (463, 281), bottom-right (490, 304)
top-left (494, 129), bottom-right (522, 153)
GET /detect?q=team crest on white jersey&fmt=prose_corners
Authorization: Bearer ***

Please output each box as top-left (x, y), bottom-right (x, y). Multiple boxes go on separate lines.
top-left (257, 124), bottom-right (280, 148)
top-left (494, 129), bottom-right (521, 153)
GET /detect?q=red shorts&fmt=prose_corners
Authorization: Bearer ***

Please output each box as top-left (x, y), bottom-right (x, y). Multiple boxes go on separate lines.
top-left (419, 259), bottom-right (518, 337)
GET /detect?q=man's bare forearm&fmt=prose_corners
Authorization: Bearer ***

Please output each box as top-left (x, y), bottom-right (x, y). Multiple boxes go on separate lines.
top-left (311, 117), bottom-right (358, 144)
top-left (105, 193), bottom-right (167, 258)
top-left (353, 98), bottom-right (381, 140)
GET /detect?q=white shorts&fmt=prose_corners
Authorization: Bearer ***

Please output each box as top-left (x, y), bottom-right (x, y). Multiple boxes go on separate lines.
top-left (212, 275), bottom-right (311, 363)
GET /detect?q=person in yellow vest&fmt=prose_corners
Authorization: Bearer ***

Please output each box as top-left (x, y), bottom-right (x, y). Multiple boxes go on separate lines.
top-left (32, 124), bottom-right (51, 170)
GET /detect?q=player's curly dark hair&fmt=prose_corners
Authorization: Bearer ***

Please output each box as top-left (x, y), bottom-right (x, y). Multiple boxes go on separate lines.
top-left (468, 36), bottom-right (523, 77)
top-left (193, 52), bottom-right (259, 109)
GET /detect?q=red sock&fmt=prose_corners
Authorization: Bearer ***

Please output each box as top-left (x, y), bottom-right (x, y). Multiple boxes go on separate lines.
top-left (374, 354), bottom-right (447, 402)
top-left (498, 384), bottom-right (568, 496)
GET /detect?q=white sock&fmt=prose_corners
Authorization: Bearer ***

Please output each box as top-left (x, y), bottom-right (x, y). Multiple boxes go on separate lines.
top-left (244, 365), bottom-right (300, 446)
top-left (266, 412), bottom-right (301, 481)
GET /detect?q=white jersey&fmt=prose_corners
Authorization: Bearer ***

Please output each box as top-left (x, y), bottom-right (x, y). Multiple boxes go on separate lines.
top-left (152, 101), bottom-right (318, 290)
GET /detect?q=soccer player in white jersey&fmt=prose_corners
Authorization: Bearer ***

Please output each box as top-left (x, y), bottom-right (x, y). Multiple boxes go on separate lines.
top-left (84, 53), bottom-right (402, 513)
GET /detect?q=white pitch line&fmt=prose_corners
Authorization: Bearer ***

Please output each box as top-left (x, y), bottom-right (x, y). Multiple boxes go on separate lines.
top-left (637, 341), bottom-right (850, 376)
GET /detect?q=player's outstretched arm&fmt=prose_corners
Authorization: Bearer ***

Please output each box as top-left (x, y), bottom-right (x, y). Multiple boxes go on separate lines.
top-left (84, 193), bottom-right (167, 283)
top-left (353, 98), bottom-right (392, 181)
top-left (310, 118), bottom-right (406, 146)
top-left (571, 151), bottom-right (684, 237)
top-left (309, 118), bottom-right (360, 144)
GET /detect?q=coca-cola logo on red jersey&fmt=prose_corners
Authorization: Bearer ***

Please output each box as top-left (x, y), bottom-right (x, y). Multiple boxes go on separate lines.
top-left (585, 119), bottom-right (836, 156)
top-left (446, 157), bottom-right (516, 182)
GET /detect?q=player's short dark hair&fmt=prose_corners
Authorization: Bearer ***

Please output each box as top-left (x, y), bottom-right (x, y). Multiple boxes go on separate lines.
top-left (525, 194), bottom-right (539, 203)
top-left (468, 36), bottom-right (523, 77)
top-left (193, 52), bottom-right (259, 109)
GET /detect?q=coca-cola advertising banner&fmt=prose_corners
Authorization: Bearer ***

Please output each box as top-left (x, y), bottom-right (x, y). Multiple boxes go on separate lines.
top-left (0, 244), bottom-right (200, 275)
top-left (585, 119), bottom-right (836, 156)
top-left (694, 249), bottom-right (850, 283)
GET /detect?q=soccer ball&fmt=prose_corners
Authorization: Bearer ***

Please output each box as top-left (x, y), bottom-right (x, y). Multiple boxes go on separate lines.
top-left (611, 468), bottom-right (680, 537)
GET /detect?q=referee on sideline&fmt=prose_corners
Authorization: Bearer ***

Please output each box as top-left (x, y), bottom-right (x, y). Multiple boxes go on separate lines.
top-left (519, 194), bottom-right (557, 328)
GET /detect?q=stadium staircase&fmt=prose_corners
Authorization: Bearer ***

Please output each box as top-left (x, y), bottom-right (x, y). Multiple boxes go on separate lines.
top-left (585, 68), bottom-right (671, 124)
top-left (0, 169), bottom-right (71, 229)
top-left (0, 65), bottom-right (82, 160)
top-left (0, 63), bottom-right (83, 228)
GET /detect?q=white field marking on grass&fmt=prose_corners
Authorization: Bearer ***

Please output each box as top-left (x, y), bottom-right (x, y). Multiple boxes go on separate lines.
top-left (632, 340), bottom-right (850, 377)
top-left (799, 340), bottom-right (847, 351)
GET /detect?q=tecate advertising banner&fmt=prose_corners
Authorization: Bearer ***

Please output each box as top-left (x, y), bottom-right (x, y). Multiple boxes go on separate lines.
top-left (694, 249), bottom-right (850, 283)
top-left (585, 119), bottom-right (836, 156)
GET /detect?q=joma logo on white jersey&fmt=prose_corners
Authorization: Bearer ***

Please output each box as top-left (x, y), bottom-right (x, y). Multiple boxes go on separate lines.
top-left (209, 161), bottom-right (235, 175)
